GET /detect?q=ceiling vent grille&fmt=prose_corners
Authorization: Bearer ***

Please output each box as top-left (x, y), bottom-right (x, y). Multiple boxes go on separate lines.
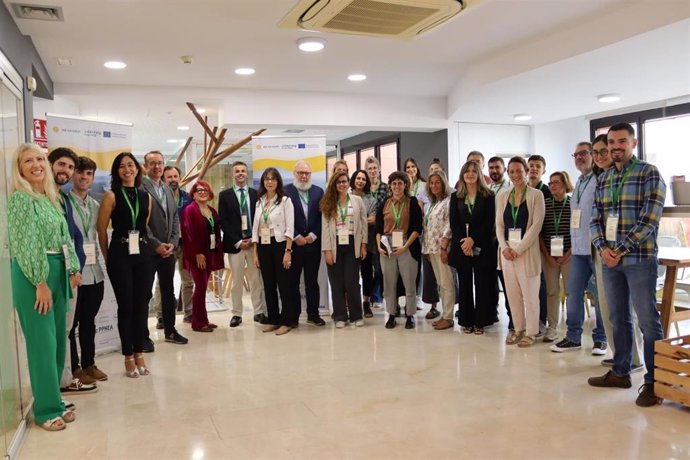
top-left (11, 3), bottom-right (64, 21)
top-left (279, 0), bottom-right (466, 40)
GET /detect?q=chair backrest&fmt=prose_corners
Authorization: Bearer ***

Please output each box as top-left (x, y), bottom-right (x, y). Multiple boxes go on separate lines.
top-left (657, 235), bottom-right (682, 280)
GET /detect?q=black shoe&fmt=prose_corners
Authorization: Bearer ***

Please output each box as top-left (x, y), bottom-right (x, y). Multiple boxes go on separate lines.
top-left (155, 317), bottom-right (164, 330)
top-left (385, 316), bottom-right (397, 329)
top-left (229, 316), bottom-right (243, 328)
top-left (142, 338), bottom-right (155, 353)
top-left (253, 313), bottom-right (268, 324)
top-left (290, 323), bottom-right (299, 329)
top-left (307, 316), bottom-right (326, 326)
top-left (636, 383), bottom-right (663, 407)
top-left (165, 330), bottom-right (188, 345)
top-left (405, 316), bottom-right (415, 329)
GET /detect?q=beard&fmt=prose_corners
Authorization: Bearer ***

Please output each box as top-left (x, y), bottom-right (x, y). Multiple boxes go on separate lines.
top-left (294, 179), bottom-right (312, 191)
top-left (54, 173), bottom-right (69, 185)
top-left (168, 181), bottom-right (179, 191)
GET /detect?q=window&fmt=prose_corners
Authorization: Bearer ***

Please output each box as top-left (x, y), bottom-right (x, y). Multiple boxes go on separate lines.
top-left (379, 142), bottom-right (398, 181)
top-left (343, 151), bottom-right (357, 175)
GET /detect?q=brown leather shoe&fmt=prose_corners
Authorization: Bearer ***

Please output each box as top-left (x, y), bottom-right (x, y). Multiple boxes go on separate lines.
top-left (262, 324), bottom-right (280, 333)
top-left (588, 370), bottom-right (632, 388)
top-left (73, 367), bottom-right (97, 385)
top-left (275, 325), bottom-right (292, 336)
top-left (433, 318), bottom-right (454, 330)
top-left (84, 364), bottom-right (108, 382)
top-left (193, 325), bottom-right (214, 332)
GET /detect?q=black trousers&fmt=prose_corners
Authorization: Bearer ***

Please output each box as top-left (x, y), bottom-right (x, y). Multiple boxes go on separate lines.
top-left (421, 255), bottom-right (440, 304)
top-left (69, 281), bottom-right (105, 370)
top-left (539, 272), bottom-right (547, 324)
top-left (257, 239), bottom-right (296, 326)
top-left (291, 241), bottom-right (321, 320)
top-left (145, 254), bottom-right (177, 336)
top-left (107, 244), bottom-right (153, 355)
top-left (497, 270), bottom-right (513, 330)
top-left (327, 238), bottom-right (363, 322)
top-left (458, 259), bottom-right (497, 328)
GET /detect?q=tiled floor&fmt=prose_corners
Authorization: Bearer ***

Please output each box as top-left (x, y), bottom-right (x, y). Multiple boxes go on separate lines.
top-left (18, 301), bottom-right (690, 460)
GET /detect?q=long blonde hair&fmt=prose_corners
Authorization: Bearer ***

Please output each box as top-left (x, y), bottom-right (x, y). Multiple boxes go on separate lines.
top-left (456, 160), bottom-right (492, 199)
top-left (12, 143), bottom-right (60, 207)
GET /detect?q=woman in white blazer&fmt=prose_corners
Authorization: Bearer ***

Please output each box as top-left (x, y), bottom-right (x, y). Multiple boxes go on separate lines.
top-left (252, 167), bottom-right (295, 335)
top-left (495, 156), bottom-right (545, 347)
top-left (321, 171), bottom-right (368, 327)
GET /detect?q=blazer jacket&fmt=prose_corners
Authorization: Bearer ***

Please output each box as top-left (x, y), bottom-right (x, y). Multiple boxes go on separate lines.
top-left (251, 195), bottom-right (294, 243)
top-left (140, 177), bottom-right (181, 249)
top-left (285, 183), bottom-right (324, 240)
top-left (180, 201), bottom-right (224, 272)
top-left (321, 193), bottom-right (368, 263)
top-left (495, 186), bottom-right (545, 276)
top-left (375, 195), bottom-right (423, 262)
top-left (218, 186), bottom-right (258, 254)
top-left (60, 191), bottom-right (86, 270)
top-left (448, 192), bottom-right (497, 269)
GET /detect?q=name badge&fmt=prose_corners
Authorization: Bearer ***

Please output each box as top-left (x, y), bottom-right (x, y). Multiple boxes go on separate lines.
top-left (210, 234), bottom-right (216, 250)
top-left (337, 227), bottom-right (349, 245)
top-left (508, 228), bottom-right (522, 244)
top-left (571, 209), bottom-right (581, 229)
top-left (241, 215), bottom-right (248, 231)
top-left (128, 230), bottom-right (140, 255)
top-left (550, 236), bottom-right (564, 257)
top-left (260, 227), bottom-right (271, 245)
top-left (606, 214), bottom-right (619, 242)
top-left (392, 230), bottom-right (404, 248)
top-left (62, 244), bottom-right (71, 270)
top-left (84, 243), bottom-right (97, 265)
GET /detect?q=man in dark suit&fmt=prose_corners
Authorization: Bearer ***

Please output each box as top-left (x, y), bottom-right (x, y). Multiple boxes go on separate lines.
top-left (142, 151), bottom-right (187, 348)
top-left (285, 160), bottom-right (325, 326)
top-left (218, 161), bottom-right (266, 327)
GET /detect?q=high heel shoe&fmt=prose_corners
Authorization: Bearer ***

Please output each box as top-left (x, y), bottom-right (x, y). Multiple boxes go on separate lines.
top-left (124, 357), bottom-right (139, 378)
top-left (133, 353), bottom-right (150, 376)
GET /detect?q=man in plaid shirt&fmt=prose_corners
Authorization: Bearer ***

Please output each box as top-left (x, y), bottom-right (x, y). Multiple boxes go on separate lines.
top-left (588, 122), bottom-right (666, 407)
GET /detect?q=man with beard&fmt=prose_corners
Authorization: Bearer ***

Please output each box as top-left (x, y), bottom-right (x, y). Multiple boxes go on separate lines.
top-left (285, 160), bottom-right (326, 326)
top-left (152, 166), bottom-right (194, 327)
top-left (487, 156), bottom-right (512, 328)
top-left (47, 148), bottom-right (96, 395)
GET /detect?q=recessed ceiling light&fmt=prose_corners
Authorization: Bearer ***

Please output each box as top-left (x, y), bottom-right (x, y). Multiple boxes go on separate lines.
top-left (348, 74), bottom-right (367, 82)
top-left (513, 114), bottom-right (532, 121)
top-left (177, 126), bottom-right (189, 131)
top-left (57, 57), bottom-right (73, 66)
top-left (167, 139), bottom-right (182, 143)
top-left (297, 37), bottom-right (327, 52)
top-left (598, 93), bottom-right (621, 103)
top-left (235, 67), bottom-right (255, 75)
top-left (196, 108), bottom-right (206, 114)
top-left (104, 61), bottom-right (126, 70)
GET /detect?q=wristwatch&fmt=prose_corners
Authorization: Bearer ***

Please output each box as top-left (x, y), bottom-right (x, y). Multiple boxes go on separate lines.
top-left (285, 248), bottom-right (292, 253)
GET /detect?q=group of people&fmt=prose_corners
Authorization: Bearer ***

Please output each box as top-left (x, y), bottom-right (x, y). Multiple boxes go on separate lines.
top-left (7, 122), bottom-right (667, 430)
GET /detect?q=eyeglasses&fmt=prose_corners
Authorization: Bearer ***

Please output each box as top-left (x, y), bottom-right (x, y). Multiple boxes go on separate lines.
top-left (571, 150), bottom-right (590, 158)
top-left (264, 177), bottom-right (277, 182)
top-left (592, 149), bottom-right (609, 157)
top-left (295, 171), bottom-right (311, 176)
top-left (195, 189), bottom-right (209, 194)
top-left (548, 181), bottom-right (563, 187)
top-left (336, 180), bottom-right (349, 185)
top-left (390, 181), bottom-right (405, 187)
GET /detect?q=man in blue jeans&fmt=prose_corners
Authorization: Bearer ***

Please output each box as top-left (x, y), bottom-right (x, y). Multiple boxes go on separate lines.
top-left (550, 142), bottom-right (608, 353)
top-left (588, 123), bottom-right (666, 407)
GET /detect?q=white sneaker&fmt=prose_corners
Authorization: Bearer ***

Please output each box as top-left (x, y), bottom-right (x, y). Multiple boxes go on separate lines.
top-left (335, 321), bottom-right (347, 328)
top-left (372, 302), bottom-right (383, 309)
top-left (543, 327), bottom-right (558, 343)
top-left (354, 319), bottom-right (365, 327)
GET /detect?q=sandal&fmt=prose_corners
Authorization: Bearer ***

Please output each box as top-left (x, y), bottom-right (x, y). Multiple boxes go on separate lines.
top-left (124, 357), bottom-right (139, 378)
top-left (474, 327), bottom-right (484, 335)
top-left (462, 326), bottom-right (474, 334)
top-left (425, 307), bottom-right (440, 320)
top-left (505, 330), bottom-right (524, 345)
top-left (62, 410), bottom-right (76, 423)
top-left (517, 335), bottom-right (535, 348)
top-left (40, 417), bottom-right (66, 431)
top-left (193, 325), bottom-right (214, 332)
top-left (133, 353), bottom-right (150, 376)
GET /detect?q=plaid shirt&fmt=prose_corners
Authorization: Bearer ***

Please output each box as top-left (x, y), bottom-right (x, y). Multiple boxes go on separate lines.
top-left (590, 156), bottom-right (666, 265)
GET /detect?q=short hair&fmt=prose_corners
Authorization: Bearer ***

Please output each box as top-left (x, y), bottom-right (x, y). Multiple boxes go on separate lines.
top-left (349, 169), bottom-right (370, 193)
top-left (293, 159), bottom-right (310, 172)
top-left (550, 171), bottom-right (574, 193)
top-left (231, 160), bottom-right (247, 170)
top-left (508, 156), bottom-right (529, 172)
top-left (576, 142), bottom-right (592, 150)
top-left (190, 179), bottom-right (214, 200)
top-left (144, 150), bottom-right (164, 164)
top-left (428, 158), bottom-right (445, 172)
top-left (487, 156), bottom-right (505, 166)
top-left (332, 159), bottom-right (349, 174)
top-left (467, 150), bottom-right (485, 161)
top-left (387, 171), bottom-right (410, 195)
top-left (75, 156), bottom-right (97, 173)
top-left (48, 147), bottom-right (78, 166)
top-left (163, 165), bottom-right (181, 176)
top-left (528, 155), bottom-right (546, 167)
top-left (592, 134), bottom-right (607, 146)
top-left (364, 156), bottom-right (380, 169)
top-left (608, 122), bottom-right (635, 137)
top-left (110, 152), bottom-right (143, 189)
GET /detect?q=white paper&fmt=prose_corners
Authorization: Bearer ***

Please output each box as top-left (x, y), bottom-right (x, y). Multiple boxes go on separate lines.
top-left (84, 243), bottom-right (96, 265)
top-left (550, 236), bottom-right (564, 257)
top-left (128, 231), bottom-right (140, 255)
top-left (606, 216), bottom-right (619, 242)
top-left (241, 215), bottom-right (248, 231)
top-left (571, 209), bottom-right (581, 229)
top-left (392, 230), bottom-right (404, 248)
top-left (210, 234), bottom-right (216, 250)
top-left (260, 227), bottom-right (271, 245)
top-left (508, 228), bottom-right (522, 244)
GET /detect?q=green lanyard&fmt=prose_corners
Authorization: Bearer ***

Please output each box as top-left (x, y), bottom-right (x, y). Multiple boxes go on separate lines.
top-left (610, 157), bottom-right (639, 208)
top-left (234, 186), bottom-right (248, 212)
top-left (391, 198), bottom-right (406, 229)
top-left (424, 201), bottom-right (437, 226)
top-left (510, 187), bottom-right (526, 227)
top-left (175, 191), bottom-right (182, 208)
top-left (576, 174), bottom-right (593, 203)
top-left (338, 196), bottom-right (350, 223)
top-left (537, 181), bottom-right (546, 192)
top-left (298, 190), bottom-right (310, 206)
top-left (204, 211), bottom-right (215, 231)
top-left (69, 194), bottom-right (93, 232)
top-left (410, 180), bottom-right (419, 197)
top-left (494, 180), bottom-right (507, 194)
top-left (465, 195), bottom-right (475, 216)
top-left (120, 188), bottom-right (140, 229)
top-left (260, 197), bottom-right (276, 224)
top-left (552, 197), bottom-right (569, 235)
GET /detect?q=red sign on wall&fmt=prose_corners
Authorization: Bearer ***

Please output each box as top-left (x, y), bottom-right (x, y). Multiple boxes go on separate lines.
top-left (33, 118), bottom-right (47, 148)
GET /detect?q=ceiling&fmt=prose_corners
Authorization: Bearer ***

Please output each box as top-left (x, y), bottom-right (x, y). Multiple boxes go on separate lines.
top-left (8, 0), bottom-right (690, 155)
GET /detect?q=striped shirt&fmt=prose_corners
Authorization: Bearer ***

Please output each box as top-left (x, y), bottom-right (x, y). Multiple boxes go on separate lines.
top-left (540, 196), bottom-right (571, 252)
top-left (590, 156), bottom-right (666, 265)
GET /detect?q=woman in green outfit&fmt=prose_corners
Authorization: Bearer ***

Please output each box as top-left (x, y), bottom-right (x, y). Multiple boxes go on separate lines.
top-left (8, 143), bottom-right (81, 431)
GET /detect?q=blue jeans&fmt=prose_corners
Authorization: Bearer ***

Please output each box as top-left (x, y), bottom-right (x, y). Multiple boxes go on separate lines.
top-left (602, 258), bottom-right (664, 384)
top-left (565, 255), bottom-right (607, 344)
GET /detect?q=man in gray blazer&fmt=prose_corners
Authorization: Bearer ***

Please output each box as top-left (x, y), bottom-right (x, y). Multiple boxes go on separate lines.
top-left (142, 151), bottom-right (188, 348)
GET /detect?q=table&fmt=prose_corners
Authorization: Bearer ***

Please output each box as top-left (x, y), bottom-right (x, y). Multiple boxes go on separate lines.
top-left (657, 247), bottom-right (690, 336)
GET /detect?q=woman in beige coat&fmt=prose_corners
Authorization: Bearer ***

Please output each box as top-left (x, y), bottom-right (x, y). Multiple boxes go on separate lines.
top-left (321, 171), bottom-right (368, 328)
top-left (496, 156), bottom-right (545, 347)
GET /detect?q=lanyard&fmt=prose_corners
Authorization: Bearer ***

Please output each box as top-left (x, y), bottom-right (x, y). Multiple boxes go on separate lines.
top-left (537, 181), bottom-right (546, 192)
top-left (411, 180), bottom-right (419, 197)
top-left (424, 201), bottom-right (437, 226)
top-left (465, 195), bottom-right (475, 216)
top-left (298, 190), bottom-right (310, 206)
top-left (260, 197), bottom-right (277, 224)
top-left (120, 188), bottom-right (139, 229)
top-left (610, 157), bottom-right (639, 207)
top-left (552, 197), bottom-right (569, 234)
top-left (391, 198), bottom-right (406, 229)
top-left (576, 174), bottom-right (593, 203)
top-left (494, 180), bottom-right (507, 194)
top-left (234, 186), bottom-right (248, 212)
top-left (69, 194), bottom-right (93, 232)
top-left (203, 209), bottom-right (215, 231)
top-left (510, 187), bottom-right (526, 227)
top-left (337, 196), bottom-right (350, 223)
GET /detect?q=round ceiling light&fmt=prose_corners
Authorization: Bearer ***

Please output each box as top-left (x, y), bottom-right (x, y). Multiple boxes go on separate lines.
top-left (104, 61), bottom-right (127, 70)
top-left (235, 67), bottom-right (256, 75)
top-left (598, 93), bottom-right (621, 103)
top-left (177, 126), bottom-right (190, 131)
top-left (297, 37), bottom-right (327, 52)
top-left (348, 74), bottom-right (367, 82)
top-left (167, 139), bottom-right (182, 143)
top-left (513, 114), bottom-right (532, 121)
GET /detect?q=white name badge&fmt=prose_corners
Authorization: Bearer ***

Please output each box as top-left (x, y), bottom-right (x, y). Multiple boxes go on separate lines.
top-left (508, 228), bottom-right (522, 244)
top-left (392, 230), bottom-right (404, 248)
top-left (550, 236), bottom-right (564, 257)
top-left (84, 243), bottom-right (97, 265)
top-left (337, 228), bottom-right (349, 245)
top-left (62, 244), bottom-right (70, 269)
top-left (241, 215), bottom-right (248, 231)
top-left (571, 209), bottom-right (582, 229)
top-left (606, 215), bottom-right (619, 242)
top-left (260, 227), bottom-right (271, 245)
top-left (210, 234), bottom-right (216, 250)
top-left (128, 230), bottom-right (140, 255)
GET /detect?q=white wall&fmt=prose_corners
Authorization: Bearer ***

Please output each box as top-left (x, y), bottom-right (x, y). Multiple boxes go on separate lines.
top-left (532, 116), bottom-right (590, 181)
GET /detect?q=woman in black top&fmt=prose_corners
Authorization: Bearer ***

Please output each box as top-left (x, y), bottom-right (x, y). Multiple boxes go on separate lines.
top-left (97, 152), bottom-right (153, 378)
top-left (449, 160), bottom-right (497, 334)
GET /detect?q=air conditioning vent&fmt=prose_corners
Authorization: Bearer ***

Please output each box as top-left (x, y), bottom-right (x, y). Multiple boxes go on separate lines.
top-left (11, 3), bottom-right (64, 21)
top-left (279, 0), bottom-right (466, 40)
